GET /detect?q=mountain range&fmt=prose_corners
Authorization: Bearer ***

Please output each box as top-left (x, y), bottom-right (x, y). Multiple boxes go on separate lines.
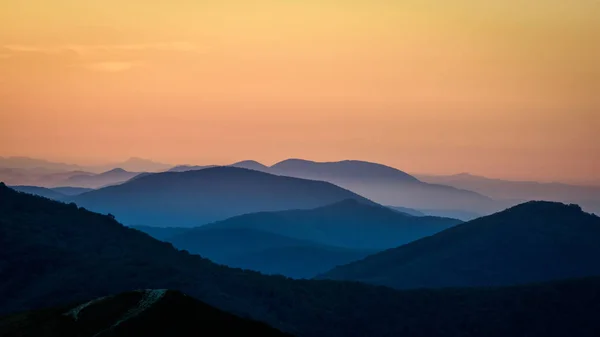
top-left (149, 199), bottom-right (459, 278)
top-left (62, 168), bottom-right (142, 188)
top-left (270, 159), bottom-right (513, 216)
top-left (5, 157), bottom-right (599, 219)
top-left (168, 165), bottom-right (218, 172)
top-left (0, 157), bottom-right (82, 172)
top-left (195, 199), bottom-right (461, 250)
top-left (417, 172), bottom-right (600, 215)
top-left (13, 156), bottom-right (597, 220)
top-left (0, 168), bottom-right (95, 187)
top-left (69, 167), bottom-right (376, 227)
top-left (2, 183), bottom-right (600, 337)
top-left (0, 156), bottom-right (171, 174)
top-left (162, 159), bottom-right (502, 216)
top-left (1, 166), bottom-right (146, 189)
top-left (10, 185), bottom-right (93, 200)
top-left (320, 201), bottom-right (600, 289)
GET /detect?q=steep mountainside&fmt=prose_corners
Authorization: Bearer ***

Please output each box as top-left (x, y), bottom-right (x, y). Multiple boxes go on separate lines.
top-left (321, 201), bottom-right (600, 289)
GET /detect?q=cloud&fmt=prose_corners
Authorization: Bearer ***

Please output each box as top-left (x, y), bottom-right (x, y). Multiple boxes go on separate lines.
top-left (2, 42), bottom-right (207, 56)
top-left (79, 61), bottom-right (137, 72)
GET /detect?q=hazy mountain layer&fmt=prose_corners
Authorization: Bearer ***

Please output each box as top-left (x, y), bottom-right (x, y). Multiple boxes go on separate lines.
top-left (418, 173), bottom-right (600, 215)
top-left (197, 199), bottom-right (461, 250)
top-left (70, 167), bottom-right (376, 227)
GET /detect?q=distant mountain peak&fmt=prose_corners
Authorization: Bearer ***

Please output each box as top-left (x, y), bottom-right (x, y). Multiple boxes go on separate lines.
top-left (233, 160), bottom-right (266, 166)
top-left (271, 158), bottom-right (419, 182)
top-left (230, 160), bottom-right (269, 171)
top-left (98, 157), bottom-right (172, 173)
top-left (505, 200), bottom-right (584, 215)
top-left (104, 168), bottom-right (128, 174)
top-left (273, 158), bottom-right (313, 165)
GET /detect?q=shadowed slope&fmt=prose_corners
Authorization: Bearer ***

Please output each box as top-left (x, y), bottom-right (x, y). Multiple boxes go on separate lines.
top-left (163, 199), bottom-right (459, 278)
top-left (320, 201), bottom-right (600, 289)
top-left (196, 199), bottom-right (461, 250)
top-left (168, 226), bottom-right (375, 278)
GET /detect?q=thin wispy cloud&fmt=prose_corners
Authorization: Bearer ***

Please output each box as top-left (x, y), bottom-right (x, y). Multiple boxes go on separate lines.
top-left (2, 42), bottom-right (206, 56)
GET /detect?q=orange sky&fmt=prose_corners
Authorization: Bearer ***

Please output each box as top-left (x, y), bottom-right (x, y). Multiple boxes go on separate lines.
top-left (1, 1), bottom-right (599, 182)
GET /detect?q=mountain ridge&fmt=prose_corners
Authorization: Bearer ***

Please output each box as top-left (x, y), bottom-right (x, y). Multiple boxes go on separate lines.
top-left (417, 172), bottom-right (600, 215)
top-left (197, 198), bottom-right (461, 250)
top-left (319, 200), bottom-right (600, 289)
top-left (69, 166), bottom-right (377, 227)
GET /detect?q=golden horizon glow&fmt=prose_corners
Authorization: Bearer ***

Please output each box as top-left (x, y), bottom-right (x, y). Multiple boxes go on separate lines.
top-left (1, 1), bottom-right (599, 182)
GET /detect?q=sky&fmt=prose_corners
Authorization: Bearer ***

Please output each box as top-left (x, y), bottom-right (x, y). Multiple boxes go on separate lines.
top-left (1, 1), bottom-right (599, 183)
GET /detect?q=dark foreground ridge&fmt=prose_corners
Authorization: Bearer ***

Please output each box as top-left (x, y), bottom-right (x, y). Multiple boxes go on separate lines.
top-left (0, 289), bottom-right (292, 337)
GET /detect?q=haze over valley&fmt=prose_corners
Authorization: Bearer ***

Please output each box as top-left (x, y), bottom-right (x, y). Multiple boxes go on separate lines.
top-left (2, 1), bottom-right (599, 336)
